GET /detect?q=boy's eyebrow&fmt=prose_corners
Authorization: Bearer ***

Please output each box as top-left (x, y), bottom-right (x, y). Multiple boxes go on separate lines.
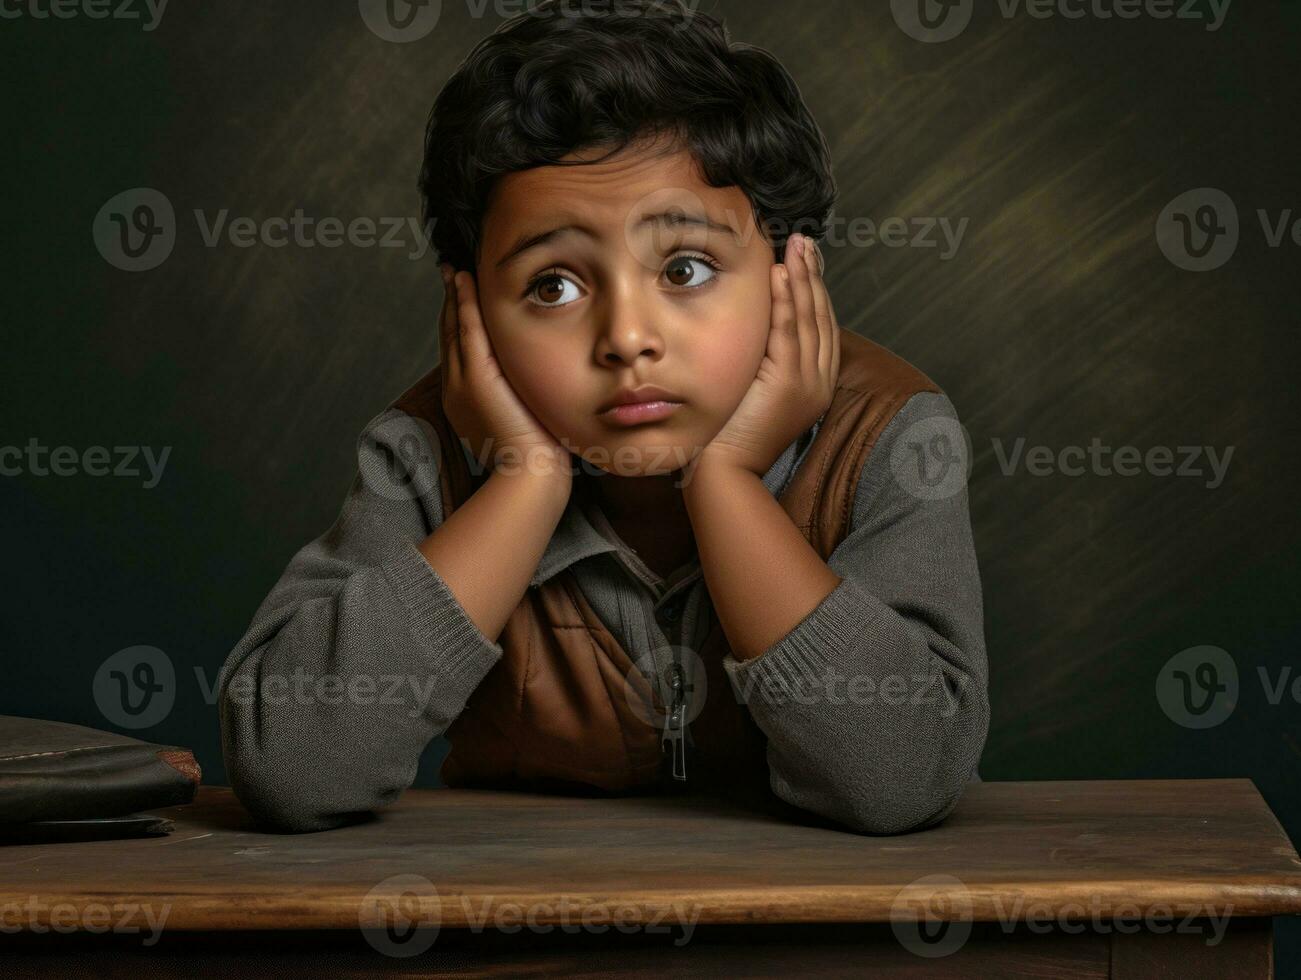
top-left (495, 210), bottom-right (737, 271)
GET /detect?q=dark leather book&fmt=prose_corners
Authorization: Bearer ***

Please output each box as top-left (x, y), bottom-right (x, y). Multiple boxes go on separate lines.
top-left (0, 715), bottom-right (202, 839)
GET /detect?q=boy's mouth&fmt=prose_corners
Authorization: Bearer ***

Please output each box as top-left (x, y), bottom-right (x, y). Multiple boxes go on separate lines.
top-left (599, 400), bottom-right (683, 426)
top-left (598, 383), bottom-right (684, 413)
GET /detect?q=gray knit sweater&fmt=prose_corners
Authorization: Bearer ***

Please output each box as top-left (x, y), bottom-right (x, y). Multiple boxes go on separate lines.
top-left (218, 389), bottom-right (988, 834)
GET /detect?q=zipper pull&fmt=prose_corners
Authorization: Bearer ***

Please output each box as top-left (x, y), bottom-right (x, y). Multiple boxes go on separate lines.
top-left (664, 705), bottom-right (687, 781)
top-left (662, 661), bottom-right (690, 781)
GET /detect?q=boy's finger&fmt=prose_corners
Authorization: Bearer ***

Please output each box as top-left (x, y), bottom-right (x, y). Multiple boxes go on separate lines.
top-left (768, 263), bottom-right (796, 365)
top-left (438, 266), bottom-right (463, 380)
top-left (806, 242), bottom-right (836, 377)
top-left (437, 266), bottom-right (454, 349)
top-left (786, 235), bottom-right (820, 373)
top-left (453, 271), bottom-right (491, 359)
top-left (831, 320), bottom-right (841, 386)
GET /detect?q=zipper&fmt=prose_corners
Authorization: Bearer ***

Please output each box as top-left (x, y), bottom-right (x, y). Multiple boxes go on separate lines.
top-left (661, 659), bottom-right (693, 781)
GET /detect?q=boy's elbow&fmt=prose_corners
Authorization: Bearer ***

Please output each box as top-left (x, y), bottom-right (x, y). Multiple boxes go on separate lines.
top-left (219, 700), bottom-right (397, 835)
top-left (771, 732), bottom-right (983, 836)
top-left (223, 748), bottom-right (395, 834)
top-left (835, 778), bottom-right (968, 835)
top-left (835, 685), bottom-right (990, 835)
top-left (233, 782), bottom-right (372, 834)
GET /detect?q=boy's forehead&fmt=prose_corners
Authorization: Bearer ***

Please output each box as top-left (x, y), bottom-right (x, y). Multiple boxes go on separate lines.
top-left (483, 144), bottom-right (755, 249)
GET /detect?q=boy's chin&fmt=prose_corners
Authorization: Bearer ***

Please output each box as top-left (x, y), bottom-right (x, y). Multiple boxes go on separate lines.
top-left (571, 441), bottom-right (700, 479)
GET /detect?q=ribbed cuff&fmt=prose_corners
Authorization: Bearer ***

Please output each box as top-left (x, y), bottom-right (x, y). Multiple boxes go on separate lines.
top-left (722, 575), bottom-right (894, 707)
top-left (380, 540), bottom-right (504, 699)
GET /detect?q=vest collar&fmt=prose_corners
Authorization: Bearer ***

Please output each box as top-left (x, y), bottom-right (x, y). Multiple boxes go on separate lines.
top-left (527, 416), bottom-right (825, 589)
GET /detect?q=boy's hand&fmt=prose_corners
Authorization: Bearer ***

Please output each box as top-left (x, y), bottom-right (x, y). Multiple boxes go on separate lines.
top-left (688, 234), bottom-right (841, 479)
top-left (438, 265), bottom-right (573, 483)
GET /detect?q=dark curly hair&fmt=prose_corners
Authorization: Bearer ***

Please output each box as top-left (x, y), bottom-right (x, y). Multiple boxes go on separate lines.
top-left (419, 0), bottom-right (836, 274)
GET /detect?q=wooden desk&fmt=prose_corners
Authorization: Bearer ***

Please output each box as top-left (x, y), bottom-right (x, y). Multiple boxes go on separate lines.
top-left (2, 778), bottom-right (1300, 977)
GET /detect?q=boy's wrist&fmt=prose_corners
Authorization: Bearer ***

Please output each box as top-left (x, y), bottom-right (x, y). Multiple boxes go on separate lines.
top-left (680, 448), bottom-right (757, 498)
top-left (489, 458), bottom-right (573, 505)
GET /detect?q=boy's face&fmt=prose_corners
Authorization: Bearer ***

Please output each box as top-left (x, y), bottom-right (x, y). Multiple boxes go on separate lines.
top-left (474, 139), bottom-right (777, 476)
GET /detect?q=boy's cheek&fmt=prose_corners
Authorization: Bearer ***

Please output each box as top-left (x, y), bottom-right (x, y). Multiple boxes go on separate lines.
top-left (498, 337), bottom-right (588, 414)
top-left (689, 324), bottom-right (767, 415)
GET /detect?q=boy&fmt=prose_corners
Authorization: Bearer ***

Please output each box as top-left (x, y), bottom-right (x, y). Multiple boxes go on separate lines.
top-left (218, 0), bottom-right (988, 835)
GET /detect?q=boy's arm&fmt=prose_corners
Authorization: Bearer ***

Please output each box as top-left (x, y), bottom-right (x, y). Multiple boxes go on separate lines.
top-left (218, 407), bottom-right (568, 833)
top-left (686, 391), bottom-right (989, 834)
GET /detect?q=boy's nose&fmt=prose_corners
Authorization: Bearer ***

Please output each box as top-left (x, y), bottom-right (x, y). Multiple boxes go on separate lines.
top-left (594, 302), bottom-right (665, 367)
top-left (598, 328), bottom-right (662, 367)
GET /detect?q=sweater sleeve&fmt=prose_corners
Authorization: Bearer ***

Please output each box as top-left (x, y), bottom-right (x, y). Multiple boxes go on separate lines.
top-left (721, 390), bottom-right (989, 835)
top-left (218, 408), bottom-right (503, 833)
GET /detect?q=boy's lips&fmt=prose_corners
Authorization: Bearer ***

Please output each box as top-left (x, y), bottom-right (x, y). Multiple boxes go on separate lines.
top-left (600, 400), bottom-right (683, 426)
top-left (597, 384), bottom-right (684, 413)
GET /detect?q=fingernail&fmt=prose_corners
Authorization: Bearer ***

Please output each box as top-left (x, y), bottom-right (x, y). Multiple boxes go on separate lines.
top-left (792, 235), bottom-right (805, 256)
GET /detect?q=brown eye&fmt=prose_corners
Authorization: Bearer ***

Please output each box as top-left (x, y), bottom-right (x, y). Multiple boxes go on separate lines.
top-left (526, 271), bottom-right (580, 308)
top-left (535, 275), bottom-right (566, 305)
top-left (664, 255), bottom-right (718, 289)
top-left (665, 257), bottom-right (694, 286)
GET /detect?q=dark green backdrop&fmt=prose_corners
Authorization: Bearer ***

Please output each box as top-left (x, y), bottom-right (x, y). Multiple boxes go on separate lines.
top-left (3, 0), bottom-right (1298, 970)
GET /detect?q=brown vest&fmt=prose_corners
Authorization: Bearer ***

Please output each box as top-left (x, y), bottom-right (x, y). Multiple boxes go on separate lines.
top-left (392, 330), bottom-right (941, 800)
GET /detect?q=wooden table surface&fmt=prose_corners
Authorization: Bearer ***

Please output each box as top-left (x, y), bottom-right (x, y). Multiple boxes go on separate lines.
top-left (2, 777), bottom-right (1300, 932)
